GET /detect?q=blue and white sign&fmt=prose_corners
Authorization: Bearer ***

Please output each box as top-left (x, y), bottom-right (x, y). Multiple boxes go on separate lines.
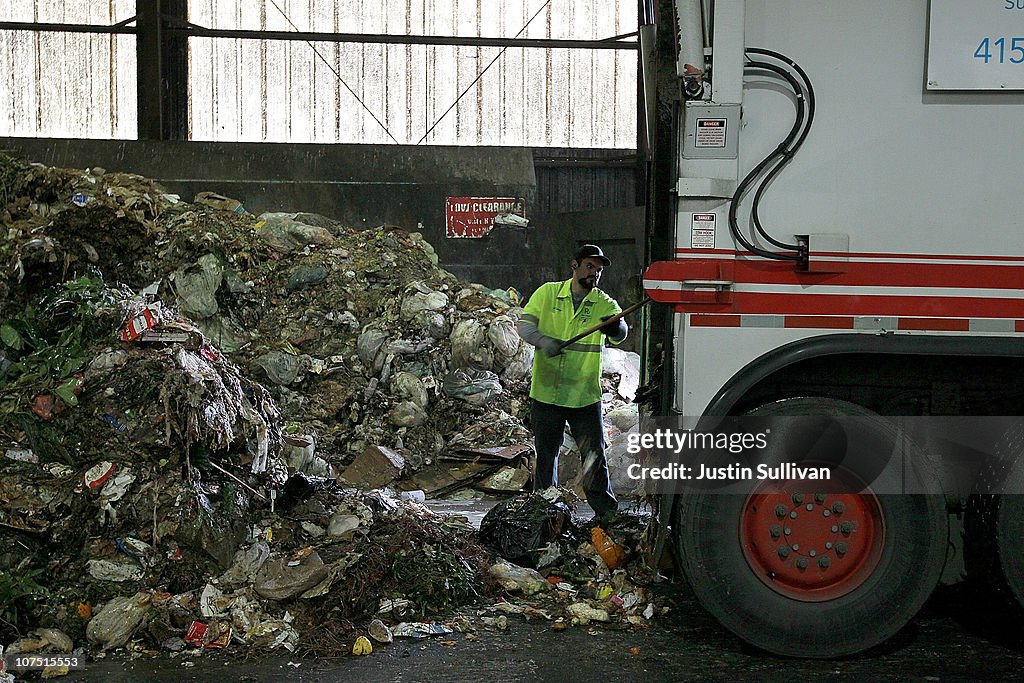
top-left (927, 0), bottom-right (1024, 90)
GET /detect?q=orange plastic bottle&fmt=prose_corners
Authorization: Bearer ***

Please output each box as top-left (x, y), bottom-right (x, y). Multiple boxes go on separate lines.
top-left (591, 526), bottom-right (626, 569)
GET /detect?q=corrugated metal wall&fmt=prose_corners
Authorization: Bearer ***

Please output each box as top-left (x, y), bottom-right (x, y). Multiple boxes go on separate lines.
top-left (1, 0), bottom-right (637, 148)
top-left (0, 1), bottom-right (137, 139)
top-left (534, 149), bottom-right (639, 214)
top-left (188, 0), bottom-right (638, 147)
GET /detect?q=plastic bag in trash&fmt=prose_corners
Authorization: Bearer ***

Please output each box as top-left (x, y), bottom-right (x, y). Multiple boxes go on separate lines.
top-left (256, 212), bottom-right (334, 252)
top-left (392, 371), bottom-right (429, 410)
top-left (391, 400), bottom-right (428, 427)
top-left (400, 291), bottom-right (449, 320)
top-left (169, 253), bottom-right (223, 319)
top-left (487, 315), bottom-right (521, 361)
top-left (500, 343), bottom-right (534, 382)
top-left (449, 319), bottom-right (493, 370)
top-left (442, 368), bottom-right (503, 406)
top-left (86, 592), bottom-right (152, 650)
top-left (488, 561), bottom-right (549, 595)
top-left (478, 493), bottom-right (580, 568)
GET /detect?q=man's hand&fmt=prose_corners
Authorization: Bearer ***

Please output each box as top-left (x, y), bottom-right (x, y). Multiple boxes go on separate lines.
top-left (537, 336), bottom-right (563, 357)
top-left (599, 315), bottom-right (627, 339)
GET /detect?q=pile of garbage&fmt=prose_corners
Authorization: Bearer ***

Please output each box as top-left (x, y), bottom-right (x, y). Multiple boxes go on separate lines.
top-left (0, 154), bottom-right (536, 476)
top-left (476, 491), bottom-right (663, 630)
top-left (0, 152), bottom-right (655, 669)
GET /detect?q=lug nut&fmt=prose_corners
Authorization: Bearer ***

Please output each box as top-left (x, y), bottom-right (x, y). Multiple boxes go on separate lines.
top-left (809, 549), bottom-right (817, 557)
top-left (823, 509), bottom-right (831, 517)
top-left (793, 493), bottom-right (804, 505)
top-left (775, 505), bottom-right (788, 518)
top-left (784, 527), bottom-right (792, 536)
top-left (796, 557), bottom-right (808, 570)
top-left (806, 503), bottom-right (814, 511)
top-left (840, 521), bottom-right (854, 535)
top-left (819, 556), bottom-right (831, 569)
top-left (778, 546), bottom-right (790, 558)
top-left (814, 492), bottom-right (826, 504)
top-left (831, 525), bottom-right (839, 533)
top-left (791, 544), bottom-right (800, 551)
top-left (770, 525), bottom-right (782, 538)
top-left (832, 501), bottom-right (845, 514)
top-left (836, 542), bottom-right (848, 556)
top-left (790, 511), bottom-right (798, 519)
top-left (825, 542), bottom-right (833, 549)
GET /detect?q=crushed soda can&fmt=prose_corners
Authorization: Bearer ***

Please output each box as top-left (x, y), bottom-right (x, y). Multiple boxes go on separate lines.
top-left (81, 461), bottom-right (116, 490)
top-left (71, 192), bottom-right (92, 207)
top-left (119, 304), bottom-right (161, 342)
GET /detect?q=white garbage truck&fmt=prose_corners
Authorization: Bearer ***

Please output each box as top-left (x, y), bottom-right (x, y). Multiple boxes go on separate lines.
top-left (642, 0), bottom-right (1024, 657)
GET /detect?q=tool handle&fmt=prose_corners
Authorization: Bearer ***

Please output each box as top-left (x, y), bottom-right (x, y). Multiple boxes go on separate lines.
top-left (557, 298), bottom-right (650, 349)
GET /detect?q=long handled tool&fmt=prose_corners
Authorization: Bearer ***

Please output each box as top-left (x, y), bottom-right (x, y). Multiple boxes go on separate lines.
top-left (557, 297), bottom-right (652, 351)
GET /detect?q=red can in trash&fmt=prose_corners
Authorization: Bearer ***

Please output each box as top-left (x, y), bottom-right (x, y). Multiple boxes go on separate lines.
top-left (82, 461), bottom-right (116, 490)
top-left (184, 621), bottom-right (208, 647)
top-left (184, 620), bottom-right (231, 649)
top-left (120, 305), bottom-right (160, 342)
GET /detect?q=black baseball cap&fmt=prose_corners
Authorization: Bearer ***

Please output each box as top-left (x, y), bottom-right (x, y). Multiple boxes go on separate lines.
top-left (573, 244), bottom-right (610, 266)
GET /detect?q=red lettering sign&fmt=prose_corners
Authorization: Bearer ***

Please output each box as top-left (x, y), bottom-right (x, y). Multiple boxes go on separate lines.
top-left (445, 196), bottom-right (527, 238)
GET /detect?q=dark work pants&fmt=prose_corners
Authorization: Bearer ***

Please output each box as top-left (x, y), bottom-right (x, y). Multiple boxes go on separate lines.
top-left (531, 398), bottom-right (617, 518)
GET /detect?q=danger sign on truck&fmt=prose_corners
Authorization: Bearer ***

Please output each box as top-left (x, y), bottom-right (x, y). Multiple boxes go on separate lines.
top-left (694, 119), bottom-right (727, 148)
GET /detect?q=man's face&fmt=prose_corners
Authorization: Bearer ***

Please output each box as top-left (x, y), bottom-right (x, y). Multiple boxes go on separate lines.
top-left (573, 257), bottom-right (605, 290)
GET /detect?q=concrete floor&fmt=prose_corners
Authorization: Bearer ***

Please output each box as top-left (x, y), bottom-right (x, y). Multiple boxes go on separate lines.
top-left (65, 581), bottom-right (1024, 682)
top-left (38, 496), bottom-right (1024, 681)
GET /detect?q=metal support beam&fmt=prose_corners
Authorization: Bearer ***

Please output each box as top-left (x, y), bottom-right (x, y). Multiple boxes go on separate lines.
top-left (136, 1), bottom-right (163, 140)
top-left (161, 1), bottom-right (189, 140)
top-left (1, 19), bottom-right (636, 51)
top-left (167, 21), bottom-right (638, 51)
top-left (135, 1), bottom-right (188, 140)
top-left (0, 19), bottom-right (136, 35)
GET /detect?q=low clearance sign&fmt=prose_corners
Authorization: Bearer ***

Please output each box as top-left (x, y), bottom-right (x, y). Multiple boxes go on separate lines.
top-left (445, 197), bottom-right (526, 238)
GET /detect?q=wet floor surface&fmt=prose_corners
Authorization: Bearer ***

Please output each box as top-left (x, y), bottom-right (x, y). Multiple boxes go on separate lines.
top-left (64, 581), bottom-right (1024, 682)
top-left (48, 498), bottom-right (1024, 681)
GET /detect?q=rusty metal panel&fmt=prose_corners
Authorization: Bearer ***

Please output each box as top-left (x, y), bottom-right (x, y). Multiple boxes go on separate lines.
top-left (0, 0), bottom-right (136, 138)
top-left (187, 0), bottom-right (637, 147)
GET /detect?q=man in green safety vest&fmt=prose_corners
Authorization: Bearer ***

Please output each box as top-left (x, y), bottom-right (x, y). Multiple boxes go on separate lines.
top-left (517, 244), bottom-right (626, 518)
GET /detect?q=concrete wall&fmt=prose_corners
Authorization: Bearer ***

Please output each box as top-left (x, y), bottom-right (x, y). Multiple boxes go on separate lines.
top-left (0, 137), bottom-right (643, 308)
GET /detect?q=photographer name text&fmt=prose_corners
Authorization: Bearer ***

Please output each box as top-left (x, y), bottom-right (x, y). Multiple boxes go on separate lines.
top-left (627, 462), bottom-right (831, 481)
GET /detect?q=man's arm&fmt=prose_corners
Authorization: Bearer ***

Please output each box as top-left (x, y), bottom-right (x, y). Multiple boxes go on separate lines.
top-left (518, 285), bottom-right (563, 357)
top-left (517, 316), bottom-right (563, 357)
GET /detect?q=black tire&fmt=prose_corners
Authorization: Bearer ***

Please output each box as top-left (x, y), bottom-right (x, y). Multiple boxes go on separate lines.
top-left (965, 423), bottom-right (1024, 608)
top-left (676, 397), bottom-right (948, 657)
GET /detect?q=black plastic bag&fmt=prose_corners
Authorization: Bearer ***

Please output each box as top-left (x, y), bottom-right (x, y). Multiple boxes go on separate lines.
top-left (478, 494), bottom-right (579, 568)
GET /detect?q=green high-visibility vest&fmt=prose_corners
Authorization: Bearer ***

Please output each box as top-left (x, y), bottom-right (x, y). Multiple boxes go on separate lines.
top-left (521, 279), bottom-right (622, 408)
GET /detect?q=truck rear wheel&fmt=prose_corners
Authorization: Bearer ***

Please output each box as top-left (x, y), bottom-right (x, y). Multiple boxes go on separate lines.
top-left (965, 424), bottom-right (1024, 608)
top-left (676, 397), bottom-right (947, 657)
